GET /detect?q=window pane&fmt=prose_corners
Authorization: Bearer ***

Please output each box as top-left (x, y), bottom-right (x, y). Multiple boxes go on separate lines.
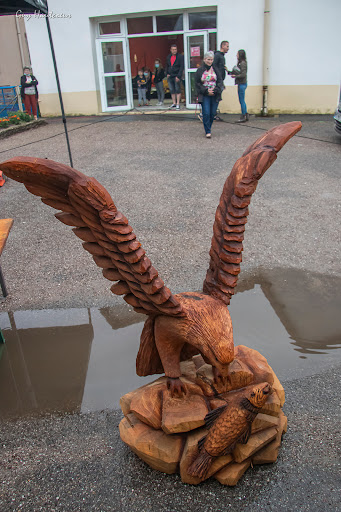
top-left (127, 17), bottom-right (153, 35)
top-left (99, 21), bottom-right (120, 35)
top-left (189, 12), bottom-right (217, 30)
top-left (189, 72), bottom-right (197, 104)
top-left (105, 76), bottom-right (127, 107)
top-left (156, 14), bottom-right (183, 32)
top-left (187, 35), bottom-right (204, 69)
top-left (102, 42), bottom-right (124, 74)
top-left (209, 32), bottom-right (217, 52)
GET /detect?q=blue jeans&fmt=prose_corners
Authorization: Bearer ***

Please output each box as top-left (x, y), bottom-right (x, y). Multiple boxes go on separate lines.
top-left (167, 76), bottom-right (181, 95)
top-left (138, 87), bottom-right (146, 104)
top-left (238, 83), bottom-right (248, 115)
top-left (155, 81), bottom-right (164, 103)
top-left (201, 95), bottom-right (219, 134)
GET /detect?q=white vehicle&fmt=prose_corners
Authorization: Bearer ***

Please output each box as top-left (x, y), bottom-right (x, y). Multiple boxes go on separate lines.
top-left (334, 83), bottom-right (341, 135)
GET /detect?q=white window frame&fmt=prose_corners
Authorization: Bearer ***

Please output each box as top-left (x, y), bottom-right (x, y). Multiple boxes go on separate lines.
top-left (94, 8), bottom-right (217, 112)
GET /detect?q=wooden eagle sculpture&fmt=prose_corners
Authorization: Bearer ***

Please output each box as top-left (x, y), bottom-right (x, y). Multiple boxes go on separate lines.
top-left (1, 121), bottom-right (301, 396)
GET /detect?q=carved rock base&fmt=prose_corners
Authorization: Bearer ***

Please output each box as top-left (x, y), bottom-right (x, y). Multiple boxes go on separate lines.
top-left (119, 345), bottom-right (287, 486)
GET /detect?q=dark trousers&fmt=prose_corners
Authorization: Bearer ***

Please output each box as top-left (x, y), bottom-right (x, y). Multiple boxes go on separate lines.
top-left (24, 95), bottom-right (38, 116)
top-left (201, 95), bottom-right (219, 134)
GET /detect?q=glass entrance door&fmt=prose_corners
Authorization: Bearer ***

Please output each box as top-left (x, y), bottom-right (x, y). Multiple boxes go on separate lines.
top-left (97, 38), bottom-right (132, 111)
top-left (184, 31), bottom-right (209, 108)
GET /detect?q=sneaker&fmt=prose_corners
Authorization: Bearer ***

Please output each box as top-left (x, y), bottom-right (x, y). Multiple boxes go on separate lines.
top-left (176, 105), bottom-right (180, 110)
top-left (138, 104), bottom-right (141, 107)
top-left (236, 115), bottom-right (247, 123)
top-left (206, 133), bottom-right (211, 138)
top-left (170, 104), bottom-right (176, 109)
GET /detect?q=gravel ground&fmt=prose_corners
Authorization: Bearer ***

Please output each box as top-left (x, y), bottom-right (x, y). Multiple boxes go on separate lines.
top-left (0, 364), bottom-right (340, 512)
top-left (0, 113), bottom-right (340, 511)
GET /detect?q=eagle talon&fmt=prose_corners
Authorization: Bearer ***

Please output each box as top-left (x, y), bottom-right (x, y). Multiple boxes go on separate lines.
top-left (167, 377), bottom-right (186, 398)
top-left (212, 366), bottom-right (229, 386)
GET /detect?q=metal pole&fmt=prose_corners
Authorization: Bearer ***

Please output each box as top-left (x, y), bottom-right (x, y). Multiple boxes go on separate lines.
top-left (262, 0), bottom-right (270, 117)
top-left (45, 16), bottom-right (73, 167)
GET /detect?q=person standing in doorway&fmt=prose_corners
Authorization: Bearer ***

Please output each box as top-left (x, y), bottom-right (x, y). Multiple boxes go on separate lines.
top-left (143, 68), bottom-right (152, 105)
top-left (154, 58), bottom-right (165, 106)
top-left (165, 44), bottom-right (184, 110)
top-left (213, 40), bottom-right (229, 82)
top-left (230, 49), bottom-right (248, 122)
top-left (195, 51), bottom-right (223, 138)
top-left (20, 66), bottom-right (39, 119)
top-left (136, 69), bottom-right (147, 106)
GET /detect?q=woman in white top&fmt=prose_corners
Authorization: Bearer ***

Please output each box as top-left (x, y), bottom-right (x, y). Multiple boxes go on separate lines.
top-left (20, 67), bottom-right (39, 120)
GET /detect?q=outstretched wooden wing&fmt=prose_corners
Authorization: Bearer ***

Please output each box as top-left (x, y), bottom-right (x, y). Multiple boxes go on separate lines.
top-left (203, 121), bottom-right (302, 305)
top-left (1, 157), bottom-right (184, 317)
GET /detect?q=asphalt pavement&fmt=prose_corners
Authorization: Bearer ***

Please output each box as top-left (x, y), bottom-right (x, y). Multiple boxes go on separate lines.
top-left (0, 113), bottom-right (340, 511)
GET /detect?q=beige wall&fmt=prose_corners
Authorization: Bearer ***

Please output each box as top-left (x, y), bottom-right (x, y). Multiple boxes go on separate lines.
top-left (0, 16), bottom-right (31, 87)
top-left (38, 90), bottom-right (100, 116)
top-left (219, 85), bottom-right (339, 115)
top-left (37, 85), bottom-right (339, 116)
top-left (266, 85), bottom-right (339, 114)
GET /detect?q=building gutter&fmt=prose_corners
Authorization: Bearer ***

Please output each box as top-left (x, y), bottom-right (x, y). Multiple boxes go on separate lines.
top-left (15, 17), bottom-right (26, 70)
top-left (261, 0), bottom-right (270, 116)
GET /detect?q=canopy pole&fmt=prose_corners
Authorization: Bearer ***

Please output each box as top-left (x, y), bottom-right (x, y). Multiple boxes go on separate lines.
top-left (45, 16), bottom-right (73, 167)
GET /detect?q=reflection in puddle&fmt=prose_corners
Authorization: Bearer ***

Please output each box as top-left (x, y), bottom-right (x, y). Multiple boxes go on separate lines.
top-left (0, 269), bottom-right (340, 420)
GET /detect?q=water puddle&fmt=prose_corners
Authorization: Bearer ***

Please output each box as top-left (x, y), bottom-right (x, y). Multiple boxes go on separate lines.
top-left (0, 268), bottom-right (340, 420)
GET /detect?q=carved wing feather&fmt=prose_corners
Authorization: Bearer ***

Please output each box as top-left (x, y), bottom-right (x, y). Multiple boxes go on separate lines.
top-left (1, 157), bottom-right (184, 317)
top-left (203, 121), bottom-right (302, 305)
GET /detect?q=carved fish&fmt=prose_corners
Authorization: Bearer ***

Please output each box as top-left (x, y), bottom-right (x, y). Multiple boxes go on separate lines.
top-left (187, 382), bottom-right (272, 479)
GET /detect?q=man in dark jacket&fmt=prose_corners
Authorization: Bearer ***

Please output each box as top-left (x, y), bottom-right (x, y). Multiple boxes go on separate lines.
top-left (212, 41), bottom-right (229, 120)
top-left (165, 44), bottom-right (184, 110)
top-left (213, 41), bottom-right (229, 81)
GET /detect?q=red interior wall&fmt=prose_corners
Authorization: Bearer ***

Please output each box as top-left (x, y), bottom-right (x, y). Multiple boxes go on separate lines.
top-left (129, 35), bottom-right (184, 77)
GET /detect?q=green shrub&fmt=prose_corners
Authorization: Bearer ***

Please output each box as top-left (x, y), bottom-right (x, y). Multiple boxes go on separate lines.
top-left (17, 111), bottom-right (33, 122)
top-left (9, 115), bottom-right (21, 125)
top-left (0, 119), bottom-right (10, 128)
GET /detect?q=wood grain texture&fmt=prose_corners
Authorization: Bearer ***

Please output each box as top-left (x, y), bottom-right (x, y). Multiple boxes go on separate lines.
top-left (203, 121), bottom-right (302, 305)
top-left (0, 157), bottom-right (183, 318)
top-left (0, 218), bottom-right (13, 256)
top-left (187, 382), bottom-right (272, 478)
top-left (1, 122), bottom-right (302, 385)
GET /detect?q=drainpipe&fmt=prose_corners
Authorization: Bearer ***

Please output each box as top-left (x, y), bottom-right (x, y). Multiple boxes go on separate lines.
top-left (261, 0), bottom-right (270, 116)
top-left (15, 17), bottom-right (26, 70)
top-left (15, 18), bottom-right (26, 111)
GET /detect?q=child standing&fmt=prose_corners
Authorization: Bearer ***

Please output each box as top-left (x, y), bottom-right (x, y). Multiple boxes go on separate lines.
top-left (154, 59), bottom-right (165, 105)
top-left (136, 70), bottom-right (147, 106)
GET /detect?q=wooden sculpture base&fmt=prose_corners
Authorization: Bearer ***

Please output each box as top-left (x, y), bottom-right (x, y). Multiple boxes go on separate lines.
top-left (119, 346), bottom-right (286, 486)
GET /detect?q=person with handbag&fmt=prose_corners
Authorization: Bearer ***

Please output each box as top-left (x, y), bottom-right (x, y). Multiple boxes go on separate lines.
top-left (20, 67), bottom-right (39, 120)
top-left (230, 50), bottom-right (249, 123)
top-left (195, 51), bottom-right (224, 138)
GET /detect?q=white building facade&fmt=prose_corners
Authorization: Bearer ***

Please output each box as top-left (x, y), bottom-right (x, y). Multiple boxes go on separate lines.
top-left (21, 0), bottom-right (340, 116)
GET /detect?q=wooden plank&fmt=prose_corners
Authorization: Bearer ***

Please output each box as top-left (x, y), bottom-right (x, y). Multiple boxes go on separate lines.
top-left (215, 458), bottom-right (251, 486)
top-left (119, 414), bottom-right (183, 474)
top-left (0, 218), bottom-right (13, 256)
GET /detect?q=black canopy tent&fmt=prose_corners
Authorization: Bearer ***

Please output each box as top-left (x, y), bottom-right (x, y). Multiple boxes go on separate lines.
top-left (0, 0), bottom-right (73, 166)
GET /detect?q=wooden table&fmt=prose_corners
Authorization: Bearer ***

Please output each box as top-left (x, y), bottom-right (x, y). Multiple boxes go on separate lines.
top-left (0, 218), bottom-right (14, 297)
